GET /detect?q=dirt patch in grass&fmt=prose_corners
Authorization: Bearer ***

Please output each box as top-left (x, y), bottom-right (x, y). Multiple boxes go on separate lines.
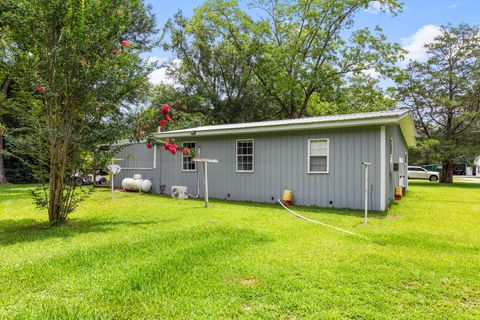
top-left (241, 277), bottom-right (258, 286)
top-left (386, 214), bottom-right (401, 219)
top-left (242, 304), bottom-right (254, 311)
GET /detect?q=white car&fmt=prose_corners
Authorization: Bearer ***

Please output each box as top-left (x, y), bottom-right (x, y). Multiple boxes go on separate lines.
top-left (407, 166), bottom-right (439, 181)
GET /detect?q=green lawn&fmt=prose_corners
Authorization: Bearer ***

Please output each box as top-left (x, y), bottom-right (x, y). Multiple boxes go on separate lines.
top-left (0, 182), bottom-right (479, 319)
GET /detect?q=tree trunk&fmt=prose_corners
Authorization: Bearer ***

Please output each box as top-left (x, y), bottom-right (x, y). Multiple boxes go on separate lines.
top-left (440, 161), bottom-right (454, 184)
top-left (48, 142), bottom-right (67, 226)
top-left (0, 133), bottom-right (7, 184)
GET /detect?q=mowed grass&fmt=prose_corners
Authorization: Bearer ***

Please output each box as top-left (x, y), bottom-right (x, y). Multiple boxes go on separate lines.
top-left (0, 182), bottom-right (479, 319)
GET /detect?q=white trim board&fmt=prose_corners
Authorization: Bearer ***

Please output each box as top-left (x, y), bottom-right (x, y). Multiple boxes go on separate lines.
top-left (380, 126), bottom-right (386, 211)
top-left (236, 139), bottom-right (254, 173)
top-left (307, 138), bottom-right (330, 174)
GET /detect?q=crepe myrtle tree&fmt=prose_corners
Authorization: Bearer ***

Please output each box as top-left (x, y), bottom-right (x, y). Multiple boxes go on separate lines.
top-left (130, 101), bottom-right (195, 157)
top-left (1, 0), bottom-right (158, 225)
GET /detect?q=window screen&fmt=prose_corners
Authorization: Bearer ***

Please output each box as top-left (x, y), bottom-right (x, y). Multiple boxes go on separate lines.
top-left (182, 141), bottom-right (196, 171)
top-left (308, 139), bottom-right (329, 173)
top-left (236, 139), bottom-right (254, 172)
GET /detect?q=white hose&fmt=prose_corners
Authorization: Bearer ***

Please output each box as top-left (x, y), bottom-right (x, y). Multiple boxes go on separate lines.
top-left (277, 199), bottom-right (368, 239)
top-left (188, 146), bottom-right (201, 199)
top-left (187, 169), bottom-right (200, 199)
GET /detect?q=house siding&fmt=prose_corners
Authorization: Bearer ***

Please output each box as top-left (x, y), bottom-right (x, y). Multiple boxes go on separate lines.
top-left (113, 126), bottom-right (387, 210)
top-left (114, 143), bottom-right (161, 193)
top-left (385, 124), bottom-right (409, 204)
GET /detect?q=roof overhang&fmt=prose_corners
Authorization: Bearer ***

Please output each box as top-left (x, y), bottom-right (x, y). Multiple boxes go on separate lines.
top-left (154, 112), bottom-right (417, 147)
top-left (398, 114), bottom-right (417, 147)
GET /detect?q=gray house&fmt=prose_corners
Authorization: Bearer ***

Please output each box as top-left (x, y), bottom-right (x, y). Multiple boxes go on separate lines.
top-left (113, 110), bottom-right (416, 211)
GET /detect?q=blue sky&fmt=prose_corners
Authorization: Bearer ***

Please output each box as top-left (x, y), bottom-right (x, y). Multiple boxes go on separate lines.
top-left (145, 0), bottom-right (480, 84)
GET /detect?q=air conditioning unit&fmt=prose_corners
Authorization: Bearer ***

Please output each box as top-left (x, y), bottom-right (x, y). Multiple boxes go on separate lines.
top-left (171, 186), bottom-right (188, 200)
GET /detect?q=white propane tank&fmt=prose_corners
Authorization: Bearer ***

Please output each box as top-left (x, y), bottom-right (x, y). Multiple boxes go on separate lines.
top-left (121, 175), bottom-right (152, 193)
top-left (141, 180), bottom-right (152, 193)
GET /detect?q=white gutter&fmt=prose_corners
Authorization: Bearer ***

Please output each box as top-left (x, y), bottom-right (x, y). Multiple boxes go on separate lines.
top-left (154, 116), bottom-right (403, 138)
top-left (111, 113), bottom-right (416, 148)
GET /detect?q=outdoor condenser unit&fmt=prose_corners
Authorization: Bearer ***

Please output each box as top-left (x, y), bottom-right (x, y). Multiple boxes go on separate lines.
top-left (171, 186), bottom-right (188, 200)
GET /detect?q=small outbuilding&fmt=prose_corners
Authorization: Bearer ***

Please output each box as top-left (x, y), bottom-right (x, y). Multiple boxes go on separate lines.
top-left (113, 110), bottom-right (416, 211)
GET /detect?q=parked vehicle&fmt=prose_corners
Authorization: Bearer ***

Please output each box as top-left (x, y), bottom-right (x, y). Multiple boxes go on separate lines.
top-left (84, 174), bottom-right (108, 185)
top-left (408, 166), bottom-right (439, 181)
top-left (74, 170), bottom-right (109, 185)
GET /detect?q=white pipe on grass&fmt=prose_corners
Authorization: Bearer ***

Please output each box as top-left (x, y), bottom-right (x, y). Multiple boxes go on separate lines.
top-left (277, 199), bottom-right (368, 239)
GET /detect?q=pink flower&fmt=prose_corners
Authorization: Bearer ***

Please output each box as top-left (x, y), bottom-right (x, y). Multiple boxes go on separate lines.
top-left (121, 40), bottom-right (130, 47)
top-left (146, 143), bottom-right (153, 149)
top-left (35, 85), bottom-right (45, 93)
top-left (138, 130), bottom-right (145, 137)
top-left (159, 119), bottom-right (167, 127)
top-left (145, 123), bottom-right (151, 129)
top-left (181, 147), bottom-right (189, 155)
top-left (111, 49), bottom-right (120, 55)
top-left (164, 142), bottom-right (178, 155)
top-left (160, 104), bottom-right (171, 114)
top-left (164, 114), bottom-right (172, 122)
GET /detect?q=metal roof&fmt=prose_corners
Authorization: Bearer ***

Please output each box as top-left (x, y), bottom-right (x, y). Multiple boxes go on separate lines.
top-left (154, 110), bottom-right (416, 146)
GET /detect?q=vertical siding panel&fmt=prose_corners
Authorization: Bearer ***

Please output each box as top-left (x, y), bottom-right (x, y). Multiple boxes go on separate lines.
top-left (117, 126), bottom-right (397, 210)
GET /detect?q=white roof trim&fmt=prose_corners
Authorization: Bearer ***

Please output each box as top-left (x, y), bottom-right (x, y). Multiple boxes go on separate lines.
top-left (153, 110), bottom-right (416, 147)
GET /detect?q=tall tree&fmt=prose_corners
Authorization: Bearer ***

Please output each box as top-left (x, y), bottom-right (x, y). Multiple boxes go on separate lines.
top-left (164, 11), bottom-right (278, 123)
top-left (0, 78), bottom-right (10, 184)
top-left (0, 30), bottom-right (12, 184)
top-left (1, 0), bottom-right (157, 225)
top-left (164, 0), bottom-right (403, 121)
top-left (396, 24), bottom-right (480, 183)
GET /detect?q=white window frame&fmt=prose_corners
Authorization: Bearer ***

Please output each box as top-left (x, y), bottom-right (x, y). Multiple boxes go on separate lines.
top-left (236, 139), bottom-right (254, 173)
top-left (181, 141), bottom-right (196, 172)
top-left (307, 138), bottom-right (329, 174)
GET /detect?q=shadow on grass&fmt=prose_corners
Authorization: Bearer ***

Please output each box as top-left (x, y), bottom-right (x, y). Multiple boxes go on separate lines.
top-left (0, 187), bottom-right (36, 201)
top-left (170, 196), bottom-right (389, 218)
top-left (0, 218), bottom-right (161, 246)
top-left (373, 231), bottom-right (479, 253)
top-left (409, 181), bottom-right (480, 190)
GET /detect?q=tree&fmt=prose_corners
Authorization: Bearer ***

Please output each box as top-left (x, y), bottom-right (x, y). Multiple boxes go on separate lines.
top-left (148, 84), bottom-right (206, 129)
top-left (0, 33), bottom-right (12, 184)
top-left (0, 0), bottom-right (157, 225)
top-left (0, 79), bottom-right (10, 184)
top-left (164, 0), bottom-right (403, 121)
top-left (163, 11), bottom-right (278, 123)
top-left (396, 24), bottom-right (480, 183)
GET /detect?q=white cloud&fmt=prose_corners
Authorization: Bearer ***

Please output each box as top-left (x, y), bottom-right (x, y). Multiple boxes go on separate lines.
top-left (362, 68), bottom-right (380, 79)
top-left (448, 1), bottom-right (461, 9)
top-left (365, 1), bottom-right (383, 14)
top-left (146, 57), bottom-right (181, 86)
top-left (401, 25), bottom-right (442, 64)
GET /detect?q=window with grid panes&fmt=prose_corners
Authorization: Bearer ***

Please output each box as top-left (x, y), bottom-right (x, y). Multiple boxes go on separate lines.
top-left (236, 139), bottom-right (254, 172)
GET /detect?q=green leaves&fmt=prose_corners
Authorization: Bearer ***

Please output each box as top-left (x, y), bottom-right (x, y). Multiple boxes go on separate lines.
top-left (1, 0), bottom-right (157, 222)
top-left (164, 0), bottom-right (403, 119)
top-left (396, 24), bottom-right (480, 174)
